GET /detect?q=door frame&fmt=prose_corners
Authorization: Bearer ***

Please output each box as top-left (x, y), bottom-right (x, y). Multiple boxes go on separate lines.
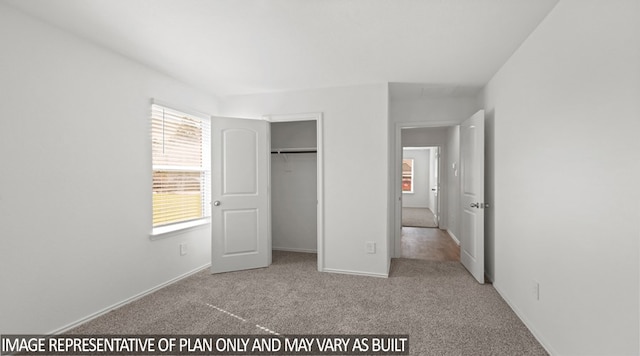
top-left (393, 121), bottom-right (456, 258)
top-left (263, 112), bottom-right (325, 272)
top-left (401, 146), bottom-right (442, 227)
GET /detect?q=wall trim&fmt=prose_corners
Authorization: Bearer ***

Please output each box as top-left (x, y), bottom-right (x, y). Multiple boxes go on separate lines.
top-left (447, 229), bottom-right (460, 245)
top-left (49, 263), bottom-right (211, 335)
top-left (493, 282), bottom-right (556, 356)
top-left (323, 268), bottom-right (388, 279)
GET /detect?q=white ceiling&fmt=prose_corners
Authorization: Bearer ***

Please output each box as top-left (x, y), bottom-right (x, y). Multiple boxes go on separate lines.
top-left (3, 0), bottom-right (558, 98)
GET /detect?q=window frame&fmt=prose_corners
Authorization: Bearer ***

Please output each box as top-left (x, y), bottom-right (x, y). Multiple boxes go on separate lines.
top-left (149, 100), bottom-right (211, 237)
top-left (402, 158), bottom-right (414, 194)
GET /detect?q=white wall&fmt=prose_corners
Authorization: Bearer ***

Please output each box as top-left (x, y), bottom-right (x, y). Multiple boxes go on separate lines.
top-left (271, 154), bottom-right (317, 252)
top-left (390, 92), bottom-right (480, 126)
top-left (0, 4), bottom-right (217, 334)
top-left (401, 127), bottom-right (448, 147)
top-left (401, 149), bottom-right (430, 209)
top-left (482, 0), bottom-right (640, 354)
top-left (221, 84), bottom-right (390, 276)
top-left (271, 120), bottom-right (317, 150)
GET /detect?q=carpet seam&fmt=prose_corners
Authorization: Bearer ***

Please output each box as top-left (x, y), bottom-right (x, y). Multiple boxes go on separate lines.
top-left (205, 303), bottom-right (281, 336)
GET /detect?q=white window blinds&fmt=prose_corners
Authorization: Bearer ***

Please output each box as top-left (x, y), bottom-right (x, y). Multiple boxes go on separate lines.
top-left (151, 103), bottom-right (211, 227)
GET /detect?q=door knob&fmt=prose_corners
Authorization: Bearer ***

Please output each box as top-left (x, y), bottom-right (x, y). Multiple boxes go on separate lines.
top-left (213, 201), bottom-right (221, 206)
top-left (470, 202), bottom-right (480, 208)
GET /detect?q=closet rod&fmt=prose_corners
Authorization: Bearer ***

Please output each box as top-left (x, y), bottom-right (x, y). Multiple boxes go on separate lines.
top-left (270, 150), bottom-right (317, 154)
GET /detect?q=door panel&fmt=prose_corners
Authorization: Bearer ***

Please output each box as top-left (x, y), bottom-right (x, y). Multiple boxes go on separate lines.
top-left (223, 209), bottom-right (258, 255)
top-left (460, 110), bottom-right (485, 284)
top-left (222, 129), bottom-right (258, 195)
top-left (211, 117), bottom-right (270, 274)
top-left (461, 209), bottom-right (476, 257)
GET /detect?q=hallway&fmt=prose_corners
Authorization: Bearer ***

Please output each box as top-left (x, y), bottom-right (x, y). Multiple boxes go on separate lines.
top-left (400, 227), bottom-right (460, 262)
top-left (402, 207), bottom-right (438, 228)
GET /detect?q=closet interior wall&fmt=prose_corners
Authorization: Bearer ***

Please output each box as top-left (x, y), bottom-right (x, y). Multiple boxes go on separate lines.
top-left (270, 121), bottom-right (317, 253)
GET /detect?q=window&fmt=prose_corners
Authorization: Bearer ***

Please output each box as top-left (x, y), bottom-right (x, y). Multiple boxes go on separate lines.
top-left (151, 103), bottom-right (211, 230)
top-left (402, 158), bottom-right (414, 193)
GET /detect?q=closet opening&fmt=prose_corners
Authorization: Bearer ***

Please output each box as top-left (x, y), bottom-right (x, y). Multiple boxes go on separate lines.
top-left (266, 114), bottom-right (324, 272)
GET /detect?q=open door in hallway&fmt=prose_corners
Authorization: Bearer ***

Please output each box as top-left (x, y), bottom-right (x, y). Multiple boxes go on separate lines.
top-left (210, 117), bottom-right (270, 273)
top-left (460, 110), bottom-right (485, 284)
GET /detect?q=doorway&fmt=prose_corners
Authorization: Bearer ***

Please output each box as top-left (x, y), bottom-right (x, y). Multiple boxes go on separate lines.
top-left (392, 111), bottom-right (485, 282)
top-left (402, 146), bottom-right (440, 229)
top-left (400, 144), bottom-right (458, 261)
top-left (400, 227), bottom-right (460, 261)
top-left (393, 124), bottom-right (460, 260)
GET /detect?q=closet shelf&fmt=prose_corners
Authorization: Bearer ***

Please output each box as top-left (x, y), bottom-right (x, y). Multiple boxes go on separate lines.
top-left (271, 147), bottom-right (317, 154)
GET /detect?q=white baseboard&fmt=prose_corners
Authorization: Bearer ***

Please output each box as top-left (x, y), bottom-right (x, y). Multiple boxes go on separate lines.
top-left (50, 263), bottom-right (211, 335)
top-left (323, 267), bottom-right (388, 278)
top-left (273, 247), bottom-right (317, 254)
top-left (493, 282), bottom-right (556, 356)
top-left (446, 229), bottom-right (460, 245)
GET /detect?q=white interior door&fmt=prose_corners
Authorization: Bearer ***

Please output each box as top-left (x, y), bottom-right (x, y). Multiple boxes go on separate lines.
top-left (460, 110), bottom-right (485, 284)
top-left (211, 116), bottom-right (270, 273)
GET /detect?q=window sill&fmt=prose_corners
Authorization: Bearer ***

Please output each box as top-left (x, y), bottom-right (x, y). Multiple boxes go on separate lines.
top-left (150, 218), bottom-right (210, 240)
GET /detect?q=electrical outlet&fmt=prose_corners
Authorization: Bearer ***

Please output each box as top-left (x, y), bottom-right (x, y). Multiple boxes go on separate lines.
top-left (366, 242), bottom-right (376, 254)
top-left (180, 243), bottom-right (187, 256)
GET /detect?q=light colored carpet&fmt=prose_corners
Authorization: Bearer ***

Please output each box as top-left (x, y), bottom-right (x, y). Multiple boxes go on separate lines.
top-left (68, 251), bottom-right (547, 355)
top-left (403, 207), bottom-right (438, 228)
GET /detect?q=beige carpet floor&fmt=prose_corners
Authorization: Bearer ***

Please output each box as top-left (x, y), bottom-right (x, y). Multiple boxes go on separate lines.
top-left (68, 251), bottom-right (547, 355)
top-left (402, 207), bottom-right (438, 228)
